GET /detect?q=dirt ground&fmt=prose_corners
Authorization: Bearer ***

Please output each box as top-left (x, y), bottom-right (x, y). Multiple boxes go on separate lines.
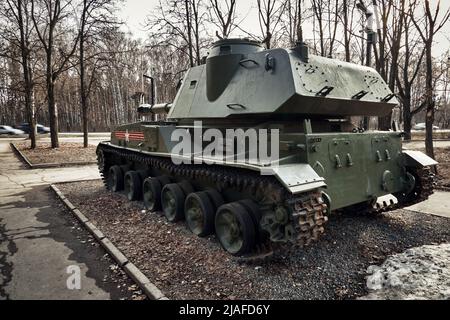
top-left (15, 142), bottom-right (97, 165)
top-left (58, 180), bottom-right (450, 300)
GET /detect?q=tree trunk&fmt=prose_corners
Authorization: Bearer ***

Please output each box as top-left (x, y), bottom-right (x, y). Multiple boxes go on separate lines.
top-left (185, 0), bottom-right (194, 67)
top-left (424, 42), bottom-right (435, 160)
top-left (82, 100), bottom-right (88, 147)
top-left (403, 99), bottom-right (412, 141)
top-left (48, 79), bottom-right (59, 148)
top-left (17, 0), bottom-right (37, 149)
top-left (47, 45), bottom-right (59, 149)
top-left (27, 90), bottom-right (37, 149)
top-left (46, 9), bottom-right (59, 149)
top-left (80, 3), bottom-right (88, 148)
top-left (343, 0), bottom-right (350, 62)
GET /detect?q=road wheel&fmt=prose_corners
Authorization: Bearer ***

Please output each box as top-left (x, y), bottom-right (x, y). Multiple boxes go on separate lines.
top-left (143, 178), bottom-right (162, 212)
top-left (108, 166), bottom-right (124, 192)
top-left (215, 202), bottom-right (256, 256)
top-left (179, 180), bottom-right (195, 195)
top-left (157, 176), bottom-right (171, 186)
top-left (238, 199), bottom-right (267, 243)
top-left (205, 189), bottom-right (224, 209)
top-left (162, 183), bottom-right (186, 223)
top-left (185, 192), bottom-right (216, 237)
top-left (138, 170), bottom-right (150, 181)
top-left (125, 171), bottom-right (143, 201)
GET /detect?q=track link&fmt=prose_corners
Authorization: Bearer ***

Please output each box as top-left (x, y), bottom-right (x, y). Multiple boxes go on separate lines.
top-left (97, 143), bottom-right (329, 261)
top-left (290, 192), bottom-right (329, 247)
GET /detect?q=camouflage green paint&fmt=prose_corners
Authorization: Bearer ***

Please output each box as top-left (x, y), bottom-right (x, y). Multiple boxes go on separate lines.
top-left (107, 39), bottom-right (436, 212)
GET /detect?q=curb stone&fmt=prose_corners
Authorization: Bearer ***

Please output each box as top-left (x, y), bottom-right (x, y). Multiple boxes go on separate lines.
top-left (72, 209), bottom-right (89, 223)
top-left (124, 263), bottom-right (166, 301)
top-left (101, 238), bottom-right (129, 267)
top-left (10, 143), bottom-right (97, 169)
top-left (63, 198), bottom-right (77, 211)
top-left (50, 184), bottom-right (168, 300)
top-left (84, 221), bottom-right (106, 241)
top-left (10, 143), bottom-right (33, 168)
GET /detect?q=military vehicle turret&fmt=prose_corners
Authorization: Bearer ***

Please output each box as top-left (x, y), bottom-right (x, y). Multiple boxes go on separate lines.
top-left (97, 39), bottom-right (437, 258)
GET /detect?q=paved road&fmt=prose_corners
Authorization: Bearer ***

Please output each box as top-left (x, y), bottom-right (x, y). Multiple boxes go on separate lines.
top-left (0, 141), bottom-right (112, 300)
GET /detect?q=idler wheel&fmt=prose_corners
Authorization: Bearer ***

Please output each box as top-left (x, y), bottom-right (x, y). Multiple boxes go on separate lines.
top-left (185, 192), bottom-right (216, 237)
top-left (125, 171), bottom-right (143, 201)
top-left (162, 183), bottom-right (187, 223)
top-left (143, 178), bottom-right (162, 212)
top-left (108, 166), bottom-right (124, 192)
top-left (215, 202), bottom-right (256, 256)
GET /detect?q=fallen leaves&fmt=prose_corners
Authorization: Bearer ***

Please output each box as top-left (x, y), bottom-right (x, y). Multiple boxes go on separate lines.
top-left (16, 142), bottom-right (97, 164)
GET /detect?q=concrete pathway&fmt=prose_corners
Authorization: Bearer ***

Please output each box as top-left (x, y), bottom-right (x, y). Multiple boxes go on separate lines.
top-left (0, 141), bottom-right (113, 300)
top-left (406, 191), bottom-right (450, 219)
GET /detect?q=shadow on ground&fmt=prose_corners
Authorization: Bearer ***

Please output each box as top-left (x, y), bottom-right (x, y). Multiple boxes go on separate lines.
top-left (0, 186), bottom-right (140, 300)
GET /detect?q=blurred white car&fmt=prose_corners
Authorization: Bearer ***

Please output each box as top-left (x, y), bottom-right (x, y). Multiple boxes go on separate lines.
top-left (413, 123), bottom-right (440, 131)
top-left (0, 125), bottom-right (25, 135)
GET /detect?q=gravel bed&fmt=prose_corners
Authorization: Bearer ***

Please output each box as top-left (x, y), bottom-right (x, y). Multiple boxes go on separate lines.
top-left (16, 142), bottom-right (97, 165)
top-left (58, 180), bottom-right (450, 300)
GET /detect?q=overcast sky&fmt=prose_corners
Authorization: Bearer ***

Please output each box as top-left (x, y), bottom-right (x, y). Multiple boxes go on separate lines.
top-left (118, 0), bottom-right (450, 59)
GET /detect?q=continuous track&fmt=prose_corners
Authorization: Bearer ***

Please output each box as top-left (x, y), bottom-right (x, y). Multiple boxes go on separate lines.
top-left (97, 143), bottom-right (328, 260)
top-left (97, 143), bottom-right (433, 263)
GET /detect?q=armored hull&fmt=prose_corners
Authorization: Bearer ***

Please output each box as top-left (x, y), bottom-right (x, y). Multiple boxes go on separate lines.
top-left (97, 39), bottom-right (437, 258)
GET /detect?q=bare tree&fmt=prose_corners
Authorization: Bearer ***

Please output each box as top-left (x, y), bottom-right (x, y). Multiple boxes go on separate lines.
top-left (283, 0), bottom-right (305, 46)
top-left (396, 0), bottom-right (425, 140)
top-left (310, 0), bottom-right (340, 57)
top-left (184, 0), bottom-right (194, 67)
top-left (435, 54), bottom-right (449, 129)
top-left (411, 0), bottom-right (450, 159)
top-left (31, 0), bottom-right (80, 148)
top-left (78, 0), bottom-right (119, 147)
top-left (377, 0), bottom-right (405, 130)
top-left (1, 0), bottom-right (38, 148)
top-left (146, 0), bottom-right (207, 67)
top-left (256, 0), bottom-right (287, 49)
top-left (342, 0), bottom-right (351, 62)
top-left (191, 0), bottom-right (208, 65)
top-left (208, 0), bottom-right (237, 39)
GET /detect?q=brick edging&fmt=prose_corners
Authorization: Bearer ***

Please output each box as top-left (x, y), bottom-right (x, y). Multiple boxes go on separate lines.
top-left (50, 184), bottom-right (168, 301)
top-left (10, 143), bottom-right (97, 169)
